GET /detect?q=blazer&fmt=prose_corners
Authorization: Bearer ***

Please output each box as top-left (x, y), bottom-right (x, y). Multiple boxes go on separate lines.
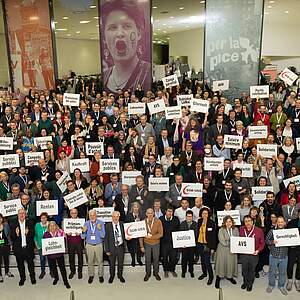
top-left (209, 123), bottom-right (229, 145)
top-left (197, 218), bottom-right (217, 250)
top-left (104, 221), bottom-right (126, 254)
top-left (113, 194), bottom-right (130, 222)
top-left (157, 136), bottom-right (173, 157)
top-left (282, 204), bottom-right (300, 223)
top-left (180, 220), bottom-right (198, 241)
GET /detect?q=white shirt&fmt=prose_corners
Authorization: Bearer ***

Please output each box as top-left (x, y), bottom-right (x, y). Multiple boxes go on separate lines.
top-left (174, 207), bottom-right (191, 223)
top-left (113, 222), bottom-right (123, 246)
top-left (19, 220), bottom-right (27, 247)
top-left (191, 206), bottom-right (201, 222)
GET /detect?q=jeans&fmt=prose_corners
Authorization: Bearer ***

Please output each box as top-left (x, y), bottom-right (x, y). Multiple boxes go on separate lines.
top-left (197, 243), bottom-right (213, 279)
top-left (268, 254), bottom-right (288, 288)
top-left (38, 248), bottom-right (46, 273)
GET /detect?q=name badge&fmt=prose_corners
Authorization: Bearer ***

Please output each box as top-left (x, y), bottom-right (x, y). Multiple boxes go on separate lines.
top-left (112, 196), bottom-right (116, 200)
top-left (86, 135), bottom-right (90, 139)
top-left (177, 196), bottom-right (182, 201)
top-left (187, 163), bottom-right (191, 167)
top-left (113, 124), bottom-right (117, 128)
top-left (170, 173), bottom-right (174, 176)
top-left (238, 186), bottom-right (242, 190)
top-left (13, 141), bottom-right (17, 145)
top-left (277, 175), bottom-right (282, 180)
top-left (231, 128), bottom-right (235, 132)
top-left (141, 133), bottom-right (145, 137)
top-left (294, 118), bottom-right (299, 123)
top-left (150, 174), bottom-right (154, 178)
top-left (136, 196), bottom-right (142, 200)
top-left (269, 109), bottom-right (273, 113)
top-left (122, 150), bottom-right (125, 154)
top-left (41, 176), bottom-right (47, 181)
top-left (222, 180), bottom-right (226, 185)
top-left (91, 235), bottom-right (96, 241)
top-left (207, 228), bottom-right (212, 231)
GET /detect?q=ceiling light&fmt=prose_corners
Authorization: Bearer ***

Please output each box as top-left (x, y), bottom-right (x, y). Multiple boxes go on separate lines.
top-left (267, 5), bottom-right (272, 8)
top-left (168, 26), bottom-right (173, 28)
top-left (179, 7), bottom-right (184, 10)
top-left (185, 25), bottom-right (190, 28)
top-left (56, 28), bottom-right (68, 31)
top-left (62, 16), bottom-right (69, 20)
top-left (167, 37), bottom-right (170, 40)
top-left (90, 5), bottom-right (96, 9)
top-left (163, 30), bottom-right (167, 33)
top-left (53, 21), bottom-right (58, 24)
top-left (96, 24), bottom-right (99, 27)
top-left (153, 6), bottom-right (157, 9)
top-left (285, 10), bottom-right (289, 13)
top-left (200, 0), bottom-right (205, 3)
top-left (153, 33), bottom-right (157, 35)
top-left (76, 31), bottom-right (80, 34)
top-left (94, 16), bottom-right (99, 19)
top-left (79, 20), bottom-right (90, 24)
top-left (163, 23), bottom-right (166, 26)
top-left (269, 0), bottom-right (275, 3)
top-left (170, 16), bottom-right (174, 19)
top-left (157, 28), bottom-right (161, 31)
top-left (67, 34), bottom-right (71, 37)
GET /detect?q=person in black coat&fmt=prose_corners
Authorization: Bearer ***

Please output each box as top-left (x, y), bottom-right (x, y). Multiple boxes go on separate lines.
top-left (157, 129), bottom-right (174, 157)
top-left (10, 208), bottom-right (36, 286)
top-left (113, 184), bottom-right (130, 222)
top-left (180, 210), bottom-right (198, 278)
top-left (196, 207), bottom-right (217, 285)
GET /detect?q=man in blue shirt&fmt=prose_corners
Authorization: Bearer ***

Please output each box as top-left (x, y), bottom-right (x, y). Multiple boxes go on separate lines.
top-left (81, 209), bottom-right (106, 284)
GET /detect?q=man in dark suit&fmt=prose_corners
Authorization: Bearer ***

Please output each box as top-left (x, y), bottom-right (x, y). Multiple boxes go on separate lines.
top-left (157, 129), bottom-right (173, 157)
top-left (113, 184), bottom-right (130, 222)
top-left (208, 114), bottom-right (229, 145)
top-left (28, 158), bottom-right (55, 183)
top-left (104, 211), bottom-right (126, 283)
top-left (10, 208), bottom-right (36, 286)
top-left (215, 180), bottom-right (240, 211)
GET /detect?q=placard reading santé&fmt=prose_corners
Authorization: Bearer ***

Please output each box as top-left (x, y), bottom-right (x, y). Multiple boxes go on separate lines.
top-left (257, 144), bottom-right (277, 158)
top-left (273, 228), bottom-right (300, 247)
top-left (124, 221), bottom-right (147, 240)
top-left (0, 137), bottom-right (13, 150)
top-left (128, 102), bottom-right (146, 115)
top-left (250, 85), bottom-right (269, 98)
top-left (248, 125), bottom-right (268, 139)
top-left (85, 142), bottom-right (104, 155)
top-left (0, 198), bottom-right (22, 217)
top-left (147, 99), bottom-right (166, 115)
top-left (0, 154), bottom-right (20, 169)
top-left (63, 218), bottom-right (85, 235)
top-left (230, 236), bottom-right (255, 254)
top-left (165, 106), bottom-right (182, 120)
top-left (122, 171), bottom-right (141, 186)
top-left (204, 157), bottom-right (224, 171)
top-left (217, 210), bottom-right (241, 226)
top-left (24, 152), bottom-right (44, 166)
top-left (148, 177), bottom-right (169, 192)
top-left (70, 158), bottom-right (89, 173)
top-left (177, 94), bottom-right (192, 107)
top-left (172, 230), bottom-right (196, 248)
top-left (64, 188), bottom-right (88, 210)
top-left (182, 183), bottom-right (203, 197)
top-left (36, 200), bottom-right (58, 216)
top-left (162, 74), bottom-right (179, 89)
top-left (63, 93), bottom-right (80, 107)
top-left (190, 99), bottom-right (209, 113)
top-left (99, 159), bottom-right (120, 173)
top-left (224, 135), bottom-right (243, 149)
top-left (42, 236), bottom-right (65, 256)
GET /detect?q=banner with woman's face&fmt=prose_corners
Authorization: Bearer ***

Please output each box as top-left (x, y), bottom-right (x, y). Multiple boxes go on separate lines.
top-left (99, 0), bottom-right (152, 94)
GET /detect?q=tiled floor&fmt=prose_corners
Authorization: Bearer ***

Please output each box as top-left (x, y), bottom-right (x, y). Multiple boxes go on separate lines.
top-left (1, 265), bottom-right (299, 300)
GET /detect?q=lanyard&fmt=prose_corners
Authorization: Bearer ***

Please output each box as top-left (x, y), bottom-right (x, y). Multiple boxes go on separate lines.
top-left (224, 191), bottom-right (232, 201)
top-left (287, 206), bottom-right (295, 218)
top-left (223, 168), bottom-right (230, 179)
top-left (146, 219), bottom-right (154, 233)
top-left (90, 221), bottom-right (97, 234)
top-left (296, 110), bottom-right (300, 118)
top-left (260, 113), bottom-right (266, 122)
top-left (244, 227), bottom-right (255, 237)
top-left (217, 125), bottom-right (222, 133)
top-left (175, 184), bottom-right (182, 195)
top-left (227, 228), bottom-right (233, 237)
top-left (136, 186), bottom-right (143, 196)
top-left (276, 113), bottom-right (282, 124)
top-left (196, 172), bottom-right (202, 181)
top-left (186, 151), bottom-right (193, 161)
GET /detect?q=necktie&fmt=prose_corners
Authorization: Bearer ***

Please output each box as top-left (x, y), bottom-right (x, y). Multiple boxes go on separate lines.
top-left (114, 224), bottom-right (119, 246)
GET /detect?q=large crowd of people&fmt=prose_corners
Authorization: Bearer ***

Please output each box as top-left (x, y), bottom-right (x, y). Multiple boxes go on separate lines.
top-left (0, 76), bottom-right (300, 296)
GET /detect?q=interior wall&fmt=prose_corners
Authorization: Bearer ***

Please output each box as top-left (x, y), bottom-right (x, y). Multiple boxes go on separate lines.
top-left (0, 33), bottom-right (9, 87)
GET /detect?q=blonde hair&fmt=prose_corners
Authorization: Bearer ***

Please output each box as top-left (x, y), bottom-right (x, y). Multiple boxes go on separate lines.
top-left (47, 221), bottom-right (59, 232)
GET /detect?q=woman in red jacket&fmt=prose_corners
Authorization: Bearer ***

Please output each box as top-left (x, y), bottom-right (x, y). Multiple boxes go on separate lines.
top-left (280, 182), bottom-right (300, 206)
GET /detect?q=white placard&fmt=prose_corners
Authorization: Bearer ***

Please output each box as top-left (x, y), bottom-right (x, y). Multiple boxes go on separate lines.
top-left (124, 220), bottom-right (147, 240)
top-left (63, 93), bottom-right (80, 107)
top-left (34, 136), bottom-right (53, 150)
top-left (0, 198), bottom-right (22, 217)
top-left (274, 228), bottom-right (300, 247)
top-left (24, 152), bottom-right (44, 166)
top-left (232, 163), bottom-right (253, 178)
top-left (162, 74), bottom-right (179, 89)
top-left (182, 183), bottom-right (203, 197)
top-left (224, 135), bottom-right (243, 149)
top-left (63, 188), bottom-right (88, 210)
top-left (296, 138), bottom-right (300, 151)
top-left (212, 80), bottom-right (229, 91)
top-left (63, 218), bottom-right (85, 235)
top-left (42, 236), bottom-right (65, 256)
top-left (56, 171), bottom-right (72, 193)
top-left (190, 98), bottom-right (210, 113)
top-left (283, 175), bottom-right (300, 191)
top-left (250, 85), bottom-right (269, 98)
top-left (279, 68), bottom-right (298, 86)
top-left (85, 142), bottom-right (104, 156)
top-left (251, 186), bottom-right (274, 202)
top-left (248, 125), bottom-right (268, 139)
top-left (165, 106), bottom-right (182, 120)
top-left (204, 157), bottom-right (224, 171)
top-left (36, 200), bottom-right (58, 216)
top-left (147, 99), bottom-right (166, 115)
top-left (0, 154), bottom-right (20, 169)
top-left (217, 210), bottom-right (241, 227)
top-left (230, 236), bottom-right (255, 254)
top-left (122, 171), bottom-right (141, 186)
top-left (177, 94), bottom-right (192, 107)
top-left (99, 159), bottom-right (120, 173)
top-left (257, 144), bottom-right (277, 158)
top-left (94, 207), bottom-right (114, 223)
top-left (70, 158), bottom-right (90, 173)
top-left (148, 177), bottom-right (169, 192)
top-left (0, 137), bottom-right (13, 150)
top-left (172, 230), bottom-right (196, 248)
top-left (128, 102), bottom-right (146, 115)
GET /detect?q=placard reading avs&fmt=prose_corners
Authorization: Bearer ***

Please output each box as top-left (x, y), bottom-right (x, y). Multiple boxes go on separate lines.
top-left (34, 136), bottom-right (53, 150)
top-left (212, 80), bottom-right (229, 91)
top-left (64, 188), bottom-right (88, 210)
top-left (177, 94), bottom-right (193, 107)
top-left (283, 175), bottom-right (300, 190)
top-left (94, 207), bottom-right (114, 223)
top-left (257, 144), bottom-right (277, 158)
top-left (0, 137), bottom-right (13, 150)
top-left (36, 200), bottom-right (58, 216)
top-left (24, 152), bottom-right (44, 166)
top-left (248, 125), bottom-right (268, 139)
top-left (70, 158), bottom-right (90, 173)
top-left (224, 135), bottom-right (243, 149)
top-left (147, 99), bottom-right (166, 115)
top-left (232, 163), bottom-right (253, 178)
top-left (250, 85), bottom-right (269, 98)
top-left (279, 67), bottom-right (298, 86)
top-left (63, 93), bottom-right (80, 107)
top-left (148, 177), bottom-right (169, 192)
top-left (190, 99), bottom-right (210, 114)
top-left (56, 171), bottom-right (71, 193)
top-left (182, 183), bottom-right (203, 197)
top-left (165, 106), bottom-right (182, 120)
top-left (85, 142), bottom-right (104, 156)
top-left (230, 236), bottom-right (255, 254)
top-left (0, 198), bottom-right (22, 217)
top-left (162, 74), bottom-right (179, 89)
top-left (273, 228), bottom-right (300, 247)
top-left (121, 171), bottom-right (141, 186)
top-left (172, 230), bottom-right (196, 248)
top-left (128, 102), bottom-right (146, 115)
top-left (0, 154), bottom-right (20, 169)
top-left (99, 159), bottom-right (120, 173)
top-left (204, 157), bottom-right (224, 171)
top-left (217, 210), bottom-right (241, 226)
top-left (124, 221), bottom-right (147, 240)
top-left (42, 236), bottom-right (65, 256)
top-left (63, 218), bottom-right (85, 235)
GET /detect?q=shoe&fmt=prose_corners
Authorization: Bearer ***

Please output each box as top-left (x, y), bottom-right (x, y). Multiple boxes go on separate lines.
top-left (241, 283), bottom-right (247, 289)
top-left (154, 274), bottom-right (161, 281)
top-left (181, 273), bottom-right (186, 278)
top-left (5, 272), bottom-right (14, 278)
top-left (65, 282), bottom-right (71, 289)
top-left (255, 272), bottom-right (260, 278)
top-left (266, 286), bottom-right (273, 293)
top-left (164, 271), bottom-right (169, 278)
top-left (207, 277), bottom-right (214, 286)
top-left (198, 274), bottom-right (207, 280)
top-left (39, 272), bottom-right (45, 280)
top-left (119, 276), bottom-right (125, 283)
top-left (19, 280), bottom-right (25, 286)
top-left (247, 285), bottom-right (253, 292)
top-left (108, 276), bottom-right (114, 284)
top-left (295, 281), bottom-right (300, 292)
top-left (88, 276), bottom-right (94, 284)
top-left (215, 276), bottom-right (221, 289)
top-left (69, 272), bottom-right (75, 279)
top-left (52, 278), bottom-right (58, 285)
top-left (78, 273), bottom-right (83, 279)
top-left (194, 256), bottom-right (199, 263)
top-left (99, 276), bottom-right (104, 283)
top-left (131, 261), bottom-right (136, 267)
top-left (31, 278), bottom-right (36, 285)
top-left (144, 275), bottom-right (150, 282)
top-left (286, 280), bottom-right (292, 291)
top-left (138, 260), bottom-right (143, 266)
top-left (279, 287), bottom-right (288, 296)
top-left (0, 276), bottom-right (3, 283)
top-left (190, 272), bottom-right (194, 278)
top-left (171, 272), bottom-right (178, 278)
top-left (227, 278), bottom-right (237, 285)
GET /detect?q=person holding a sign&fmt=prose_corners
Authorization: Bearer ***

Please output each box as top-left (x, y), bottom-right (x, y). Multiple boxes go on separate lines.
top-left (239, 215), bottom-right (265, 292)
top-left (43, 221), bottom-right (70, 289)
top-left (265, 216), bottom-right (289, 295)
